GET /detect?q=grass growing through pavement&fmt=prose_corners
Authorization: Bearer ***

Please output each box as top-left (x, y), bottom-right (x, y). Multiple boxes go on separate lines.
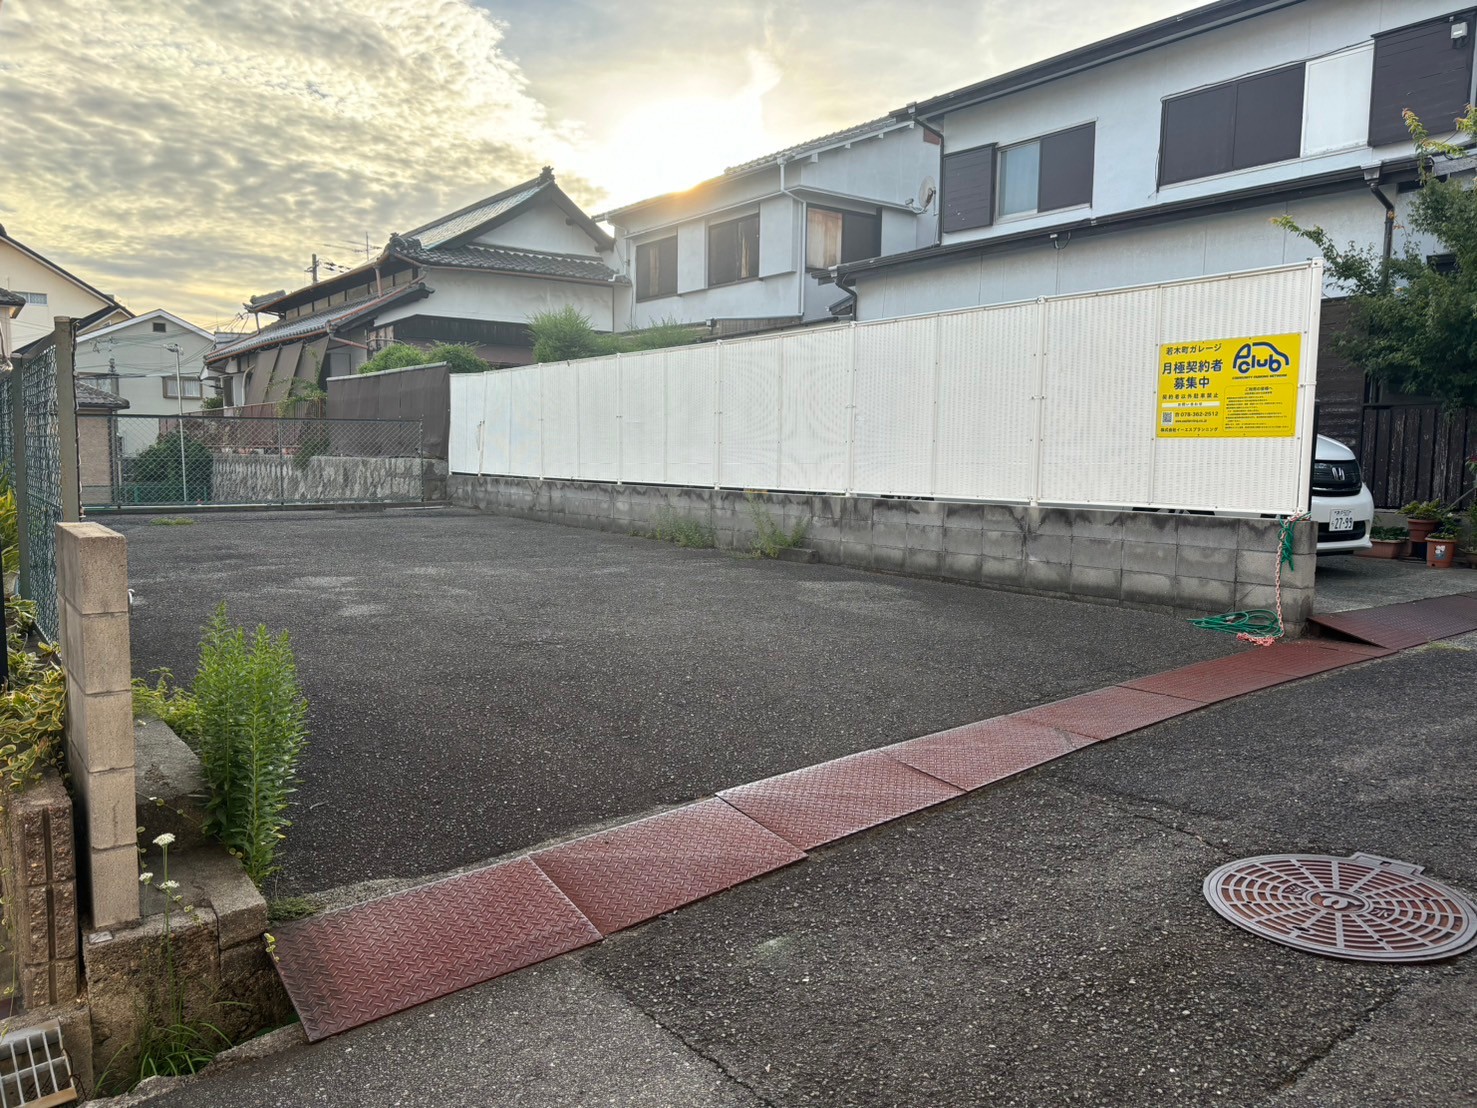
top-left (267, 895), bottom-right (318, 922)
top-left (641, 508), bottom-right (716, 549)
top-left (150, 516), bottom-right (195, 526)
top-left (746, 493), bottom-right (808, 558)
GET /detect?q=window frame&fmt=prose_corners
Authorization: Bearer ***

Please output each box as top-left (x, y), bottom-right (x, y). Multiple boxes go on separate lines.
top-left (706, 212), bottom-right (761, 288)
top-left (162, 377), bottom-right (203, 400)
top-left (635, 235), bottom-right (679, 301)
top-left (805, 204), bottom-right (883, 271)
top-left (995, 139), bottom-right (1043, 220)
top-left (1158, 62), bottom-right (1306, 188)
top-left (152, 320), bottom-right (168, 333)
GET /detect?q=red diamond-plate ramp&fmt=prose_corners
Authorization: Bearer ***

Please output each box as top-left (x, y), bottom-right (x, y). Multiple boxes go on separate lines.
top-left (1017, 685), bottom-right (1200, 745)
top-left (886, 716), bottom-right (1075, 791)
top-left (271, 858), bottom-right (600, 1041)
top-left (1308, 595), bottom-right (1477, 650)
top-left (530, 798), bottom-right (805, 936)
top-left (1241, 639), bottom-right (1395, 678)
top-left (1121, 652), bottom-right (1301, 704)
top-left (717, 749), bottom-right (964, 851)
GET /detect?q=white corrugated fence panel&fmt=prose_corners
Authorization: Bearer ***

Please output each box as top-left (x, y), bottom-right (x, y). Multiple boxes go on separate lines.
top-left (577, 358), bottom-right (621, 482)
top-left (448, 374), bottom-right (485, 474)
top-left (481, 370), bottom-right (511, 475)
top-left (778, 327), bottom-right (851, 492)
top-left (1151, 266), bottom-right (1319, 513)
top-left (852, 315), bottom-right (937, 496)
top-left (665, 345), bottom-right (717, 486)
top-left (619, 351), bottom-right (666, 485)
top-left (934, 303), bottom-right (1039, 501)
top-left (1037, 287), bottom-right (1160, 506)
top-left (718, 338), bottom-right (781, 489)
top-left (541, 362), bottom-right (580, 478)
top-left (509, 366), bottom-right (543, 476)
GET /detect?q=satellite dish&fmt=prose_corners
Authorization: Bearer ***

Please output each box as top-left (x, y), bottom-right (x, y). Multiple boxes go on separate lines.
top-left (917, 176), bottom-right (937, 212)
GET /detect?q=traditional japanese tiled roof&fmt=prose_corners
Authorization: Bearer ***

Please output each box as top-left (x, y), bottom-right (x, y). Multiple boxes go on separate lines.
top-left (407, 180), bottom-right (549, 250)
top-left (75, 379), bottom-right (129, 411)
top-left (0, 287), bottom-right (26, 310)
top-left (206, 282), bottom-right (429, 365)
top-left (391, 238), bottom-right (622, 283)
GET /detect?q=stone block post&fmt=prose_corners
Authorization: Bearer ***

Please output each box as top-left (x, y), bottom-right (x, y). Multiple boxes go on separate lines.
top-left (56, 522), bottom-right (138, 929)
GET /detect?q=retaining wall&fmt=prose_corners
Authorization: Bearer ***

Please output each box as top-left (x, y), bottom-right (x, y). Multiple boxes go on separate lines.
top-left (451, 476), bottom-right (1316, 629)
top-left (210, 455), bottom-right (445, 503)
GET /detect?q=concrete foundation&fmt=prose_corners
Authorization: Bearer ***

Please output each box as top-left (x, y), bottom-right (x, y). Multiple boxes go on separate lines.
top-left (450, 476), bottom-right (1316, 630)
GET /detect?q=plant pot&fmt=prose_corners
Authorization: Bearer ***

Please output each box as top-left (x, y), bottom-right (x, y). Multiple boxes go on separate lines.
top-left (1360, 539), bottom-right (1404, 559)
top-left (1426, 538), bottom-right (1458, 568)
top-left (1461, 547), bottom-right (1477, 569)
top-left (1407, 518), bottom-right (1440, 543)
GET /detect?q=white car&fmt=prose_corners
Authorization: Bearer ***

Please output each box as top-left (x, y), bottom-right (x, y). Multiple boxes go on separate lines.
top-left (1309, 434), bottom-right (1374, 554)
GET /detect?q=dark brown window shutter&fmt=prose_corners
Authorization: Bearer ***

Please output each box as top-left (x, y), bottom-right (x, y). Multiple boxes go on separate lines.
top-left (1232, 64), bottom-right (1304, 169)
top-left (1160, 83), bottom-right (1237, 185)
top-left (1038, 124), bottom-right (1095, 211)
top-left (941, 144), bottom-right (996, 232)
top-left (1369, 12), bottom-right (1477, 147)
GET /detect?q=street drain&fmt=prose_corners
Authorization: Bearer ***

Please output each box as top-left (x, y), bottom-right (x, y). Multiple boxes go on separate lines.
top-left (1203, 853), bottom-right (1477, 963)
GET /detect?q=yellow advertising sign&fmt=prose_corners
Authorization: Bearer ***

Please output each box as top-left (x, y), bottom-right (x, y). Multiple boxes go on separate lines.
top-left (1156, 333), bottom-right (1301, 438)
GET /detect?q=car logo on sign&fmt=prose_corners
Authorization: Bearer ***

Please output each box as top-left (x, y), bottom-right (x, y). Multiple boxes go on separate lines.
top-left (1233, 341), bottom-right (1291, 375)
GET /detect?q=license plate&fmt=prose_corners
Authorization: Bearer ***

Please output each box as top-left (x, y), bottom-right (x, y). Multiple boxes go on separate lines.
top-left (1330, 508), bottom-right (1354, 532)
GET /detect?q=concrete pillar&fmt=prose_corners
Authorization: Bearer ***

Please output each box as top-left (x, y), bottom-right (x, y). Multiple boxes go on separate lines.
top-left (56, 522), bottom-right (138, 929)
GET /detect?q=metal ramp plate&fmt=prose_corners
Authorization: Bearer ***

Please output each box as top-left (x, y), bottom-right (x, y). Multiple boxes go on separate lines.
top-left (272, 858), bottom-right (600, 1041)
top-left (1308, 594), bottom-right (1477, 650)
top-left (1237, 640), bottom-right (1392, 678)
top-left (1017, 686), bottom-right (1199, 743)
top-left (531, 799), bottom-right (805, 936)
top-left (886, 717), bottom-right (1075, 791)
top-left (718, 750), bottom-right (963, 851)
top-left (1122, 653), bottom-right (1298, 704)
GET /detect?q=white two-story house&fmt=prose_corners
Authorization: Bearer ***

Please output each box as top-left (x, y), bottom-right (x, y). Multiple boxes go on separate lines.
top-left (600, 118), bottom-right (940, 336)
top-left (834, 0), bottom-right (1474, 454)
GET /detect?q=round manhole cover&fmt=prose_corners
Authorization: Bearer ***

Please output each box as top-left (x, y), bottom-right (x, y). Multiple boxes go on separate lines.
top-left (1203, 852), bottom-right (1477, 963)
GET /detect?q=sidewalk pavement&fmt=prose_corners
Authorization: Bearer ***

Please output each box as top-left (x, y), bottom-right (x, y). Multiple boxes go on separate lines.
top-left (120, 634), bottom-right (1477, 1107)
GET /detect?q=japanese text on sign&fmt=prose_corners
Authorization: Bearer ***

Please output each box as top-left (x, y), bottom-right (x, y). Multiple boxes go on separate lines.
top-left (1156, 334), bottom-right (1301, 438)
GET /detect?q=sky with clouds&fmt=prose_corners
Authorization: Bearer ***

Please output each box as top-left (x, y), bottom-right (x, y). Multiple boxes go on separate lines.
top-left (0, 0), bottom-right (1199, 328)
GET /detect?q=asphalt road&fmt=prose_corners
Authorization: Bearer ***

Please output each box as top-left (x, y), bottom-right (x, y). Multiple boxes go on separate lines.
top-left (119, 636), bottom-right (1477, 1107)
top-left (116, 507), bottom-right (1238, 894)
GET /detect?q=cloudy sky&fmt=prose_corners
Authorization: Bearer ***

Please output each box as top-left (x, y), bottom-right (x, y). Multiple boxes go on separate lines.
top-left (0, 0), bottom-right (1198, 328)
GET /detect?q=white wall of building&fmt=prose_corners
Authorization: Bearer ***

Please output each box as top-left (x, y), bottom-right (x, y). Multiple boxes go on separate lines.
top-left (74, 313), bottom-right (214, 418)
top-left (375, 268), bottom-right (617, 332)
top-left (473, 202), bottom-right (606, 256)
top-left (0, 241), bottom-right (120, 349)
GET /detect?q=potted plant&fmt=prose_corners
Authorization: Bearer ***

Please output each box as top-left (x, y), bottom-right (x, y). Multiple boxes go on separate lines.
top-left (1363, 525), bottom-right (1409, 559)
top-left (1402, 499), bottom-right (1449, 557)
top-left (1426, 523), bottom-right (1460, 568)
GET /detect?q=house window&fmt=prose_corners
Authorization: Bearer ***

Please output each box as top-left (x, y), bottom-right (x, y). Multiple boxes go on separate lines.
top-left (636, 236), bottom-right (678, 300)
top-left (152, 320), bottom-right (167, 333)
top-left (162, 377), bottom-right (203, 399)
top-left (1369, 12), bottom-right (1476, 147)
top-left (1159, 64), bottom-right (1305, 186)
top-left (707, 213), bottom-right (760, 286)
top-left (18, 292), bottom-right (47, 305)
top-left (805, 207), bottom-right (882, 269)
top-left (941, 145), bottom-right (997, 232)
top-left (997, 142), bottom-right (1042, 217)
top-left (998, 124), bottom-right (1096, 218)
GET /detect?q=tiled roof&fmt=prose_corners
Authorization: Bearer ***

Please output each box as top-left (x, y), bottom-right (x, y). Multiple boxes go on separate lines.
top-left (207, 282), bottom-right (428, 364)
top-left (0, 287), bottom-right (25, 309)
top-left (393, 239), bottom-right (621, 283)
top-left (75, 379), bottom-right (129, 410)
top-left (407, 181), bottom-right (547, 249)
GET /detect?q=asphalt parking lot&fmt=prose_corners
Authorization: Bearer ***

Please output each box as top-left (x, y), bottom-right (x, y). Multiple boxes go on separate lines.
top-left (118, 506), bottom-right (1241, 894)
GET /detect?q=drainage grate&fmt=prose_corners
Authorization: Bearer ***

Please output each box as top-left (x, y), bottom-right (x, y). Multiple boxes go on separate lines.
top-left (0, 1019), bottom-right (76, 1106)
top-left (1204, 853), bottom-right (1477, 963)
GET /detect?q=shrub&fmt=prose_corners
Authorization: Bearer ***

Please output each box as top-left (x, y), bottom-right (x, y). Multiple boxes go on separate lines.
top-left (192, 605), bottom-right (308, 885)
top-left (130, 432), bottom-right (214, 502)
top-left (133, 669), bottom-right (202, 747)
top-left (358, 342), bottom-right (491, 375)
top-left (529, 307), bottom-right (697, 362)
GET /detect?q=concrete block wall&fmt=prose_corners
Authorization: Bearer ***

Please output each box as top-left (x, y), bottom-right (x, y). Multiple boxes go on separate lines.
top-left (450, 476), bottom-right (1316, 629)
top-left (56, 522), bottom-right (139, 930)
top-left (0, 768), bottom-right (78, 1007)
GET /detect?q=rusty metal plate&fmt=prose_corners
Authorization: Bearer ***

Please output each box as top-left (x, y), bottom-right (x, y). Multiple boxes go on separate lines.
top-left (1308, 595), bottom-right (1477, 650)
top-left (1016, 685), bottom-right (1199, 742)
top-left (886, 717), bottom-right (1075, 791)
top-left (718, 750), bottom-right (964, 851)
top-left (272, 858), bottom-right (600, 1041)
top-left (1122, 653), bottom-right (1298, 704)
top-left (531, 798), bottom-right (805, 936)
top-left (1204, 853), bottom-right (1477, 963)
top-left (1241, 640), bottom-right (1393, 678)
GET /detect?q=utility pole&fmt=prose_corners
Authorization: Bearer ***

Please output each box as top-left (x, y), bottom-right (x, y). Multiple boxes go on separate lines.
top-left (165, 343), bottom-right (189, 503)
top-left (307, 253), bottom-right (320, 283)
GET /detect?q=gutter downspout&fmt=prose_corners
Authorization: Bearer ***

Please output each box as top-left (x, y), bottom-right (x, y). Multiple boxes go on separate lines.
top-left (778, 156), bottom-right (807, 319)
top-left (831, 268), bottom-right (860, 321)
top-left (1368, 181), bottom-right (1395, 293)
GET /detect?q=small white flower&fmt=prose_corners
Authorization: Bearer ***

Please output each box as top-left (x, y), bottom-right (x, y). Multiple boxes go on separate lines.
top-left (138, 872), bottom-right (154, 883)
top-left (159, 880), bottom-right (180, 891)
top-left (152, 833), bottom-right (175, 847)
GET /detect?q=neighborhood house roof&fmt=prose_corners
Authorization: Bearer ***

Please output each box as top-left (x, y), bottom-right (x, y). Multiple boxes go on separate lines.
top-left (0, 287), bottom-right (26, 310)
top-left (0, 223), bottom-right (130, 318)
top-left (75, 379), bottom-right (129, 411)
top-left (408, 181), bottom-right (547, 249)
top-left (391, 238), bottom-right (622, 283)
top-left (207, 282), bottom-right (429, 365)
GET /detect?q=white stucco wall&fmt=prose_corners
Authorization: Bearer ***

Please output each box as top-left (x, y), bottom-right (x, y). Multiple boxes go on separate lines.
top-left (375, 269), bottom-right (616, 331)
top-left (1, 241), bottom-right (120, 349)
top-left (74, 314), bottom-right (214, 418)
top-left (934, 0), bottom-right (1467, 250)
top-left (473, 202), bottom-right (605, 256)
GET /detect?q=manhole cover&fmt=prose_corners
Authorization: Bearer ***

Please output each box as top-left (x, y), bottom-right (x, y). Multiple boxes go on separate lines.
top-left (1204, 853), bottom-right (1477, 963)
